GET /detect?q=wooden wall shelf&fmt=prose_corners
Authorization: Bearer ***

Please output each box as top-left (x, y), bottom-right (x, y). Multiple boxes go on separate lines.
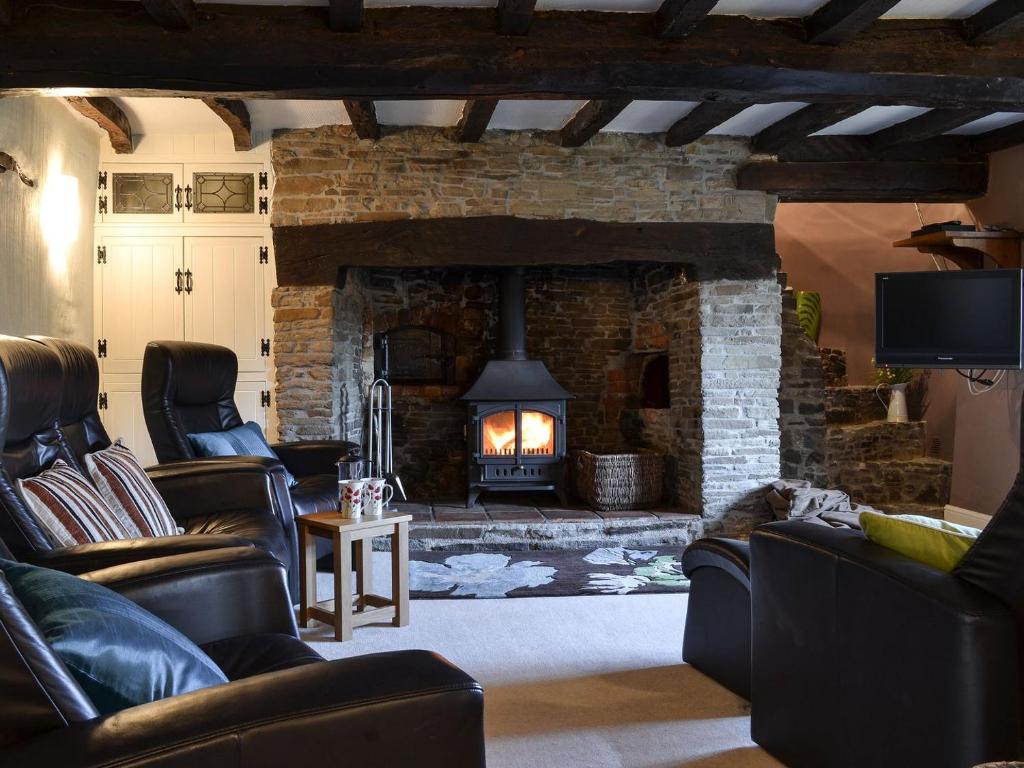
top-left (893, 229), bottom-right (1022, 269)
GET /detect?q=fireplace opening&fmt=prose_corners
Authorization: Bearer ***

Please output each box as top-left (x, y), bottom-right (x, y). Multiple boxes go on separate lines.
top-left (641, 354), bottom-right (670, 409)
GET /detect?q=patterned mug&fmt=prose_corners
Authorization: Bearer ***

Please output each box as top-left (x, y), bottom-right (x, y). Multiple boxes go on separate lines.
top-left (363, 477), bottom-right (394, 516)
top-left (338, 479), bottom-right (367, 518)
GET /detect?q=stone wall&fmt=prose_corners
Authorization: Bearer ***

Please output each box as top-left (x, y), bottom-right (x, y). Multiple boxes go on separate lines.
top-left (272, 127), bottom-right (774, 227)
top-left (270, 127), bottom-right (782, 531)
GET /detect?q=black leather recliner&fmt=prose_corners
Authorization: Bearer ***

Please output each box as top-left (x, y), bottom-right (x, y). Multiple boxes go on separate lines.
top-left (0, 545), bottom-right (486, 766)
top-left (141, 340), bottom-right (354, 525)
top-left (0, 335), bottom-right (292, 582)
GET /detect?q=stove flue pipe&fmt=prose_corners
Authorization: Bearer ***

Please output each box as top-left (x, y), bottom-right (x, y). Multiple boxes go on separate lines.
top-left (498, 267), bottom-right (528, 362)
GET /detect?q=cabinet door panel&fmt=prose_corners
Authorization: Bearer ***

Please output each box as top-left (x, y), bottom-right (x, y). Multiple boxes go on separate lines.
top-left (184, 237), bottom-right (267, 373)
top-left (235, 378), bottom-right (268, 432)
top-left (100, 379), bottom-right (157, 468)
top-left (182, 163), bottom-right (266, 224)
top-left (100, 164), bottom-right (184, 224)
top-left (99, 237), bottom-right (184, 375)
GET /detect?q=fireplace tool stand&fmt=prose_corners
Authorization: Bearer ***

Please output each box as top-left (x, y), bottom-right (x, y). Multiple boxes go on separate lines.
top-left (367, 378), bottom-right (406, 506)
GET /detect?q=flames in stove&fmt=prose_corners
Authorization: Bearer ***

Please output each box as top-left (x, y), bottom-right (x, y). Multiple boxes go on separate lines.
top-left (482, 410), bottom-right (555, 456)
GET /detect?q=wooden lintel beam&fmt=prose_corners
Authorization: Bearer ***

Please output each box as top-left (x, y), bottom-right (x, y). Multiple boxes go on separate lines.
top-left (804, 0), bottom-right (901, 45)
top-left (343, 100), bottom-right (380, 140)
top-left (751, 103), bottom-right (871, 154)
top-left (777, 134), bottom-right (979, 163)
top-left (5, 5), bottom-right (1024, 111)
top-left (737, 160), bottom-right (988, 202)
top-left (0, 0), bottom-right (12, 27)
top-left (201, 97), bottom-right (252, 151)
top-left (64, 97), bottom-right (133, 154)
top-left (964, 0), bottom-right (1024, 43)
top-left (868, 108), bottom-right (992, 150)
top-left (497, 0), bottom-right (536, 35)
top-left (452, 100), bottom-right (498, 143)
top-left (329, 0), bottom-right (363, 32)
top-left (273, 217), bottom-right (778, 285)
top-left (560, 99), bottom-right (632, 147)
top-left (970, 119), bottom-right (1024, 155)
top-left (655, 0), bottom-right (718, 39)
top-left (141, 0), bottom-right (195, 29)
top-left (665, 103), bottom-right (746, 148)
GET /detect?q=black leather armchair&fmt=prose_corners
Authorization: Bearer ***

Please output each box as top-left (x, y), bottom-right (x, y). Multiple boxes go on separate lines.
top-left (0, 335), bottom-right (294, 588)
top-left (141, 340), bottom-right (355, 523)
top-left (0, 547), bottom-right (486, 767)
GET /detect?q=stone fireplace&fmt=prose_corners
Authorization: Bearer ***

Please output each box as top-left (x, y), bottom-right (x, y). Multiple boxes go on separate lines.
top-left (270, 127), bottom-right (783, 536)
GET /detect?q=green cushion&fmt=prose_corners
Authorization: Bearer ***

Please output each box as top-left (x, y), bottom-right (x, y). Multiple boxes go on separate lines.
top-left (0, 559), bottom-right (228, 715)
top-left (859, 512), bottom-right (981, 572)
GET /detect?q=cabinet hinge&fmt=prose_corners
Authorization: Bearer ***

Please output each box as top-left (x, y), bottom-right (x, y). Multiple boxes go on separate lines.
top-left (96, 246), bottom-right (106, 265)
top-left (97, 196), bottom-right (108, 215)
top-left (258, 171), bottom-right (268, 190)
top-left (258, 246), bottom-right (269, 264)
top-left (258, 197), bottom-right (268, 216)
top-left (261, 338), bottom-right (271, 357)
top-left (98, 392), bottom-right (108, 411)
top-left (97, 171), bottom-right (107, 190)
top-left (97, 339), bottom-right (108, 358)
top-left (260, 390), bottom-right (271, 408)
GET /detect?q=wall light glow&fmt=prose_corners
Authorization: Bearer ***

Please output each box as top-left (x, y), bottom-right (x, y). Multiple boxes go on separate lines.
top-left (40, 173), bottom-right (80, 251)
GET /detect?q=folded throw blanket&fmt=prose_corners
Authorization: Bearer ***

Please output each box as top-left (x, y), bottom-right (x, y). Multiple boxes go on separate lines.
top-left (766, 479), bottom-right (883, 529)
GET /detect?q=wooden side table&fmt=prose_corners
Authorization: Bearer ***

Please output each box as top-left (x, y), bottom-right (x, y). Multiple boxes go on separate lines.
top-left (297, 511), bottom-right (412, 641)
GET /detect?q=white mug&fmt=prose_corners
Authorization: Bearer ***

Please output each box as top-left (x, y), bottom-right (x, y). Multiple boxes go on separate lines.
top-left (338, 479), bottom-right (367, 518)
top-left (363, 477), bottom-right (394, 516)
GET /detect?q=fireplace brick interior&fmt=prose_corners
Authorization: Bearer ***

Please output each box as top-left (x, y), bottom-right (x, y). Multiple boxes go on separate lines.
top-left (270, 127), bottom-right (785, 535)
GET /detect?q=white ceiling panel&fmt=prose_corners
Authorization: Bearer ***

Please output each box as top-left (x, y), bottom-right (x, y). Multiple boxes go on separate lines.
top-left (490, 100), bottom-right (588, 130)
top-left (601, 101), bottom-right (700, 133)
top-left (813, 105), bottom-right (931, 135)
top-left (248, 100), bottom-right (349, 132)
top-left (883, 0), bottom-right (994, 18)
top-left (710, 103), bottom-right (807, 136)
top-left (116, 97), bottom-right (226, 134)
top-left (947, 112), bottom-right (1024, 135)
top-left (375, 100), bottom-right (465, 126)
top-left (711, 0), bottom-right (826, 16)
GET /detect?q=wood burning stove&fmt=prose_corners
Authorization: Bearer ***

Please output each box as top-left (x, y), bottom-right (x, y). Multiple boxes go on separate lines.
top-left (462, 268), bottom-right (572, 507)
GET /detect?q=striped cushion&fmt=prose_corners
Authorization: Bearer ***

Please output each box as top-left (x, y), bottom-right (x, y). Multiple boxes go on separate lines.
top-left (84, 442), bottom-right (180, 538)
top-left (17, 460), bottom-right (134, 547)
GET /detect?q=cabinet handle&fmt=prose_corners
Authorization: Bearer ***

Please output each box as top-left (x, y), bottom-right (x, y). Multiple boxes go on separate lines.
top-left (184, 186), bottom-right (193, 211)
top-left (174, 185), bottom-right (182, 211)
top-left (185, 269), bottom-right (193, 294)
top-left (175, 269), bottom-right (183, 294)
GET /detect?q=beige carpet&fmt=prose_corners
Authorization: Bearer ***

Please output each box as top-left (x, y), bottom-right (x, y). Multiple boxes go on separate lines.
top-left (305, 555), bottom-right (782, 768)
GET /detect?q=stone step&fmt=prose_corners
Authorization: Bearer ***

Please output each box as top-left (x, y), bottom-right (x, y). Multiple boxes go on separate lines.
top-left (828, 457), bottom-right (952, 508)
top-left (826, 385), bottom-right (887, 424)
top-left (826, 421), bottom-right (928, 463)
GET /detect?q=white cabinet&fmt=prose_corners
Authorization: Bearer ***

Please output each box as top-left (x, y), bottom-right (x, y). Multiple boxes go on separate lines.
top-left (95, 234), bottom-right (273, 459)
top-left (99, 163), bottom-right (267, 225)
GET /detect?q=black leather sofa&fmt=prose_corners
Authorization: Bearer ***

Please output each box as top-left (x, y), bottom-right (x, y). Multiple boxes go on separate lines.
top-left (0, 543), bottom-right (486, 767)
top-left (0, 335), bottom-right (292, 581)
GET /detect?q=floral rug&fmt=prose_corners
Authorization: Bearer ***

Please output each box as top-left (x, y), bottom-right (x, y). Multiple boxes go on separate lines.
top-left (408, 547), bottom-right (690, 599)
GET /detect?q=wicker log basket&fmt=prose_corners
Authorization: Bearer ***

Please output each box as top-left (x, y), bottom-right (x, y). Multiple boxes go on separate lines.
top-left (571, 449), bottom-right (665, 511)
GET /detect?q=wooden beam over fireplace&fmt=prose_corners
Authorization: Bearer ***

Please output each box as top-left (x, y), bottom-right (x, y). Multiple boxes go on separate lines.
top-left (3, 3), bottom-right (1024, 112)
top-left (272, 217), bottom-right (777, 284)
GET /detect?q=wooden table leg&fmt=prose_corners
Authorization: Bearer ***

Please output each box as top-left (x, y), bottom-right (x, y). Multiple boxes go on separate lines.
top-left (334, 530), bottom-right (354, 641)
top-left (391, 521), bottom-right (409, 628)
top-left (354, 537), bottom-right (372, 607)
top-left (298, 523), bottom-right (317, 628)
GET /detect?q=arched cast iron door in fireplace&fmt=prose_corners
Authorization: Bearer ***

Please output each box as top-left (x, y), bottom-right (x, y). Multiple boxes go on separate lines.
top-left (466, 399), bottom-right (568, 508)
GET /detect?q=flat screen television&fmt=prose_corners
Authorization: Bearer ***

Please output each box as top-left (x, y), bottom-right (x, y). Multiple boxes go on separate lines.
top-left (875, 269), bottom-right (1023, 369)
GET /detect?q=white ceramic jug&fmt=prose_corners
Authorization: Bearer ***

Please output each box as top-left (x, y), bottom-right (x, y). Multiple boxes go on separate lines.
top-left (875, 382), bottom-right (909, 424)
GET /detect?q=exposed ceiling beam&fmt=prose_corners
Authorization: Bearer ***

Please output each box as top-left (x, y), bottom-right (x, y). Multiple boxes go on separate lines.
top-left (4, 5), bottom-right (1024, 111)
top-left (964, 0), bottom-right (1024, 43)
top-left (560, 99), bottom-right (632, 147)
top-left (665, 103), bottom-right (746, 148)
top-left (201, 97), bottom-right (252, 151)
top-left (496, 0), bottom-right (536, 35)
top-left (140, 0), bottom-right (195, 29)
top-left (343, 100), bottom-right (380, 140)
top-left (655, 0), bottom-right (718, 39)
top-left (737, 160), bottom-right (988, 202)
top-left (868, 108), bottom-right (991, 150)
top-left (0, 0), bottom-right (11, 26)
top-left (329, 0), bottom-right (362, 32)
top-left (451, 100), bottom-right (499, 143)
top-left (804, 0), bottom-right (901, 45)
top-left (751, 103), bottom-right (871, 154)
top-left (64, 97), bottom-right (133, 154)
top-left (970, 119), bottom-right (1024, 155)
